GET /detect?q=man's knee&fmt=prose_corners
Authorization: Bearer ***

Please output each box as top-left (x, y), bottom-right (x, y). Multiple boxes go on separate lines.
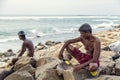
top-left (89, 63), bottom-right (98, 71)
top-left (66, 45), bottom-right (74, 53)
top-left (12, 58), bottom-right (19, 65)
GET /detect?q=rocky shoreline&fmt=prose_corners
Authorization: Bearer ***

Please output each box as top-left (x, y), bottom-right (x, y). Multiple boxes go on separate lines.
top-left (1, 28), bottom-right (120, 80)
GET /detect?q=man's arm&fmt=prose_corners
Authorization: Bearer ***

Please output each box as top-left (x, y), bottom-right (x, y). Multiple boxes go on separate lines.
top-left (18, 42), bottom-right (26, 57)
top-left (59, 37), bottom-right (82, 59)
top-left (74, 39), bottom-right (101, 72)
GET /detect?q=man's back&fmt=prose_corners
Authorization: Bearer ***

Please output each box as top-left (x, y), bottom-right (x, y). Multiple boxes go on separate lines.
top-left (23, 39), bottom-right (34, 57)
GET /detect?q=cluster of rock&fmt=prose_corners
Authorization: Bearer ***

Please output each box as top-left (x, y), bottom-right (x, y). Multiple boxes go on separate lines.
top-left (35, 41), bottom-right (61, 51)
top-left (0, 49), bottom-right (15, 68)
top-left (1, 28), bottom-right (120, 80)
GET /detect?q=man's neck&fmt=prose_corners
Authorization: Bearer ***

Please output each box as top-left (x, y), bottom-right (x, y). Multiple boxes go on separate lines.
top-left (22, 38), bottom-right (26, 41)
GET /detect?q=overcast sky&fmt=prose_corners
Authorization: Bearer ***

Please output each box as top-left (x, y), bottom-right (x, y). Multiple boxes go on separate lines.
top-left (0, 0), bottom-right (120, 15)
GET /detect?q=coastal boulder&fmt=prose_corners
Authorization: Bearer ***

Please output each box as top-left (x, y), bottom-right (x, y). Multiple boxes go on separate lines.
top-left (35, 57), bottom-right (61, 80)
top-left (36, 69), bottom-right (62, 80)
top-left (18, 64), bottom-right (35, 76)
top-left (115, 60), bottom-right (120, 76)
top-left (3, 49), bottom-right (15, 57)
top-left (35, 42), bottom-right (46, 51)
top-left (85, 75), bottom-right (120, 80)
top-left (57, 62), bottom-right (74, 80)
top-left (36, 57), bottom-right (60, 67)
top-left (14, 57), bottom-right (36, 71)
top-left (34, 43), bottom-right (64, 59)
top-left (45, 41), bottom-right (61, 46)
top-left (4, 71), bottom-right (34, 80)
top-left (99, 51), bottom-right (115, 75)
top-left (57, 62), bottom-right (90, 80)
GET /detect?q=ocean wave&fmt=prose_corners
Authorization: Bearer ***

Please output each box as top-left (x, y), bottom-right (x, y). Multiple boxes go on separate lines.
top-left (29, 29), bottom-right (46, 37)
top-left (92, 22), bottom-right (119, 29)
top-left (93, 19), bottom-right (119, 22)
top-left (53, 27), bottom-right (78, 34)
top-left (0, 37), bottom-right (18, 43)
top-left (0, 16), bottom-right (119, 20)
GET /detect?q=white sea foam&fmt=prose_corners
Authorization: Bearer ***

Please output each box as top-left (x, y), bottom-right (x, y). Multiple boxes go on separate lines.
top-left (92, 22), bottom-right (119, 29)
top-left (93, 19), bottom-right (119, 22)
top-left (0, 15), bottom-right (119, 20)
top-left (0, 37), bottom-right (18, 43)
top-left (29, 29), bottom-right (46, 37)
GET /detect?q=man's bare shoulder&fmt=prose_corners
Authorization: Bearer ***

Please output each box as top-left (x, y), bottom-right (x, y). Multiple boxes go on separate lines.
top-left (94, 36), bottom-right (101, 43)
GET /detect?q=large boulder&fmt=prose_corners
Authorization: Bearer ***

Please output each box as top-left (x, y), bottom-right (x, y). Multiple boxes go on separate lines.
top-left (14, 57), bottom-right (36, 71)
top-left (57, 62), bottom-right (90, 80)
top-left (99, 51), bottom-right (115, 75)
top-left (18, 64), bottom-right (35, 76)
top-left (0, 69), bottom-right (4, 74)
top-left (36, 57), bottom-right (60, 67)
top-left (85, 75), bottom-right (120, 80)
top-left (36, 69), bottom-right (62, 80)
top-left (115, 59), bottom-right (120, 76)
top-left (35, 57), bottom-right (61, 80)
top-left (57, 62), bottom-right (74, 80)
top-left (4, 71), bottom-right (34, 80)
top-left (34, 43), bottom-right (64, 59)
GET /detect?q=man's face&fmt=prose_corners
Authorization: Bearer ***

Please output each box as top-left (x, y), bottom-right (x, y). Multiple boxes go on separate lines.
top-left (18, 35), bottom-right (22, 40)
top-left (80, 32), bottom-right (86, 38)
top-left (80, 31), bottom-right (90, 39)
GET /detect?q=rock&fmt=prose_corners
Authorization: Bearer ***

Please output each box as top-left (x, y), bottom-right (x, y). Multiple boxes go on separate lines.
top-left (73, 69), bottom-right (91, 80)
top-left (36, 57), bottom-right (60, 67)
top-left (35, 58), bottom-right (61, 80)
top-left (115, 61), bottom-right (120, 76)
top-left (0, 69), bottom-right (4, 74)
top-left (45, 41), bottom-right (61, 46)
top-left (3, 49), bottom-right (15, 57)
top-left (57, 62), bottom-right (90, 80)
top-left (112, 25), bottom-right (120, 28)
top-left (35, 43), bottom-right (46, 51)
top-left (0, 58), bottom-right (9, 62)
top-left (0, 62), bottom-right (8, 68)
top-left (36, 69), bottom-right (63, 80)
top-left (35, 57), bottom-right (60, 80)
top-left (102, 46), bottom-right (111, 51)
top-left (85, 75), bottom-right (120, 80)
top-left (18, 64), bottom-right (35, 76)
top-left (14, 57), bottom-right (36, 71)
top-left (34, 43), bottom-right (64, 59)
top-left (99, 57), bottom-right (115, 75)
top-left (57, 62), bottom-right (74, 80)
top-left (4, 71), bottom-right (34, 80)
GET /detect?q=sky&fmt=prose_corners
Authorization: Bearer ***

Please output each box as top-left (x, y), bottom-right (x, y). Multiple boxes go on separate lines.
top-left (0, 0), bottom-right (120, 15)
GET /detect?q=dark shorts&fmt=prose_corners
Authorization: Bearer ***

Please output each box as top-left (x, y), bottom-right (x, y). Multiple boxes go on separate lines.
top-left (71, 48), bottom-right (99, 66)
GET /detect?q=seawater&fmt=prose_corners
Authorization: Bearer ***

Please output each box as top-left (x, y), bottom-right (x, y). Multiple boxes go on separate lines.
top-left (0, 15), bottom-right (120, 52)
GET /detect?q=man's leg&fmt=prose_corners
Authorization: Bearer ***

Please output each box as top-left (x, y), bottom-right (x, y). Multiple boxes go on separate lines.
top-left (12, 58), bottom-right (19, 65)
top-left (65, 44), bottom-right (75, 60)
top-left (0, 69), bottom-right (14, 80)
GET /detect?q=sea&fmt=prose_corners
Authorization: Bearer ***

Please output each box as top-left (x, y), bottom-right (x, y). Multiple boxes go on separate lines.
top-left (0, 15), bottom-right (120, 53)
